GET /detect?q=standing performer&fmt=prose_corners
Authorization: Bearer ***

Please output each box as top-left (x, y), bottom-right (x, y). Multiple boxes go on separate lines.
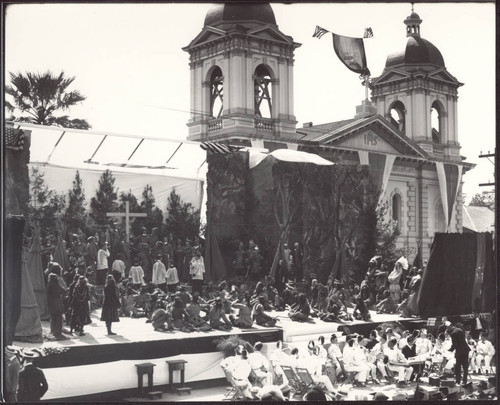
top-left (101, 274), bottom-right (121, 335)
top-left (69, 276), bottom-right (91, 336)
top-left (46, 273), bottom-right (67, 340)
top-left (96, 242), bottom-right (110, 286)
top-left (189, 249), bottom-right (205, 295)
top-left (388, 261), bottom-right (403, 304)
top-left (447, 322), bottom-right (470, 385)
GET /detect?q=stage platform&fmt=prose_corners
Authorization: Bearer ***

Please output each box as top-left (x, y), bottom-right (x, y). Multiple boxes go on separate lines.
top-left (15, 308), bottom-right (425, 400)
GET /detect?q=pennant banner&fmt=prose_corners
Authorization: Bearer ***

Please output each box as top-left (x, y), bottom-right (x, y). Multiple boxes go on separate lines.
top-left (436, 162), bottom-right (463, 231)
top-left (378, 154), bottom-right (396, 205)
top-left (332, 33), bottom-right (370, 76)
top-left (435, 162), bottom-right (449, 231)
top-left (444, 163), bottom-right (463, 227)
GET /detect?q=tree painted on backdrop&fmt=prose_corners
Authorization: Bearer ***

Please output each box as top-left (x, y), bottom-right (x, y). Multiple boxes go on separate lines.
top-left (5, 71), bottom-right (91, 129)
top-left (28, 167), bottom-right (66, 241)
top-left (90, 170), bottom-right (118, 231)
top-left (64, 170), bottom-right (88, 237)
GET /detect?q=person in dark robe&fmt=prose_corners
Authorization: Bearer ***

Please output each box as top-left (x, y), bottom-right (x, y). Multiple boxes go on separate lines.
top-left (291, 242), bottom-right (303, 282)
top-left (101, 274), bottom-right (121, 335)
top-left (47, 273), bottom-right (67, 340)
top-left (183, 239), bottom-right (194, 282)
top-left (173, 239), bottom-right (185, 281)
top-left (69, 276), bottom-right (91, 336)
top-left (161, 236), bottom-right (174, 266)
top-left (233, 240), bottom-right (246, 276)
top-left (17, 351), bottom-right (48, 402)
top-left (85, 236), bottom-right (98, 272)
top-left (247, 246), bottom-right (263, 281)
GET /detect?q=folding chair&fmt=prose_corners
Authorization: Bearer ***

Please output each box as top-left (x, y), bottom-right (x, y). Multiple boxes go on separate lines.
top-left (295, 367), bottom-right (318, 389)
top-left (281, 365), bottom-right (308, 396)
top-left (222, 369), bottom-right (247, 401)
top-left (250, 369), bottom-right (265, 387)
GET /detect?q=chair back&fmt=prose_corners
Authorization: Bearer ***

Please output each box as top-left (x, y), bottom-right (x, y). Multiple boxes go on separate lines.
top-left (295, 367), bottom-right (315, 386)
top-left (281, 365), bottom-right (298, 381)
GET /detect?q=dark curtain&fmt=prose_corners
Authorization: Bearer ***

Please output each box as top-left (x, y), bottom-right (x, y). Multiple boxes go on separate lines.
top-left (204, 229), bottom-right (226, 281)
top-left (418, 232), bottom-right (494, 318)
top-left (3, 215), bottom-right (25, 346)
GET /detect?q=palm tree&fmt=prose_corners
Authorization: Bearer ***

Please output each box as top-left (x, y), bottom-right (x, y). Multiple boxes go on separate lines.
top-left (5, 71), bottom-right (91, 129)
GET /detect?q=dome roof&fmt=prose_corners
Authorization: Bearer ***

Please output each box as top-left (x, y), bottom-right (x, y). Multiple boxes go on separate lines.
top-left (204, 3), bottom-right (276, 28)
top-left (385, 36), bottom-right (445, 68)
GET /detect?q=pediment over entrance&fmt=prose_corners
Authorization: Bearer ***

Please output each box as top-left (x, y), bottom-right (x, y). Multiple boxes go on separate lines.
top-left (319, 115), bottom-right (428, 158)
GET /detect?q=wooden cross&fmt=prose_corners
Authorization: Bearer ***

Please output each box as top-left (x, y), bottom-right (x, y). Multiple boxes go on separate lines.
top-left (106, 201), bottom-right (147, 243)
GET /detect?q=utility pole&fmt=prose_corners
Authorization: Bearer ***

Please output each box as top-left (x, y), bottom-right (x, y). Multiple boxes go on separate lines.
top-left (478, 149), bottom-right (495, 187)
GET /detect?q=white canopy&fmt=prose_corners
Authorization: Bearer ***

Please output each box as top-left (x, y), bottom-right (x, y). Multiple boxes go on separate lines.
top-left (17, 122), bottom-right (207, 211)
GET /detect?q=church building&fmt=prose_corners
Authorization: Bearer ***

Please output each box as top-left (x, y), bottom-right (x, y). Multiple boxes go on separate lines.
top-left (183, 3), bottom-right (474, 260)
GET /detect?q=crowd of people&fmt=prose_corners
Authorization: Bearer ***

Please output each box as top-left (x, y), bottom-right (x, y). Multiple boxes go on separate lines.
top-left (39, 228), bottom-right (431, 341)
top-left (220, 321), bottom-right (496, 401)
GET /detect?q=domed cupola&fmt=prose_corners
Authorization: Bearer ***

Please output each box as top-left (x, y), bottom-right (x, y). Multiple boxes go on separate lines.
top-left (204, 3), bottom-right (277, 29)
top-left (183, 2), bottom-right (301, 143)
top-left (384, 9), bottom-right (445, 69)
top-left (369, 5), bottom-right (463, 160)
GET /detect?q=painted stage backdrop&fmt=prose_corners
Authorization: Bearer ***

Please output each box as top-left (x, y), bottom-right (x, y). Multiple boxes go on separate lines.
top-left (205, 150), bottom-right (384, 284)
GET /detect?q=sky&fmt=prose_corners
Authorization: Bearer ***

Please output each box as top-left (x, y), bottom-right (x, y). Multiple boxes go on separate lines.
top-left (4, 2), bottom-right (496, 202)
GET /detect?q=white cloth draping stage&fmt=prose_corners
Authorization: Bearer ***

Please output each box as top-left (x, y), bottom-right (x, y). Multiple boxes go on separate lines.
top-left (28, 163), bottom-right (204, 212)
top-left (249, 149), bottom-right (334, 169)
top-left (42, 352), bottom-right (224, 400)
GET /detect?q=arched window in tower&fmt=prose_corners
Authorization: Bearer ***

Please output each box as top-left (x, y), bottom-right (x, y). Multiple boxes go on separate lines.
top-left (209, 67), bottom-right (223, 118)
top-left (431, 100), bottom-right (443, 144)
top-left (389, 101), bottom-right (405, 133)
top-left (392, 193), bottom-right (402, 230)
top-left (254, 65), bottom-right (272, 118)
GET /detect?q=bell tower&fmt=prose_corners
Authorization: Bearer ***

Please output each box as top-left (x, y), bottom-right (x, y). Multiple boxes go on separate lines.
top-left (183, 3), bottom-right (301, 144)
top-left (370, 8), bottom-right (463, 161)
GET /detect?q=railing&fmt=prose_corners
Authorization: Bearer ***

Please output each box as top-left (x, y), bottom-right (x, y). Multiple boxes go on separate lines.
top-left (255, 118), bottom-right (274, 132)
top-left (208, 119), bottom-right (223, 133)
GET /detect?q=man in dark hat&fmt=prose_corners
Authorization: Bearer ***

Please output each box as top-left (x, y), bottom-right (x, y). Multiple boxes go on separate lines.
top-left (17, 350), bottom-right (48, 402)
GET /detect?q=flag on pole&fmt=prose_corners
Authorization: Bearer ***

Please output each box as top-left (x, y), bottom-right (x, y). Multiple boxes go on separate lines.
top-left (200, 142), bottom-right (243, 155)
top-left (5, 125), bottom-right (25, 150)
top-left (363, 27), bottom-right (374, 38)
top-left (312, 25), bottom-right (329, 39)
top-left (332, 33), bottom-right (370, 76)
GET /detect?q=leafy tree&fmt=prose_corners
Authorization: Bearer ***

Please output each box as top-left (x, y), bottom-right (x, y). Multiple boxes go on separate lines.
top-left (5, 71), bottom-right (91, 129)
top-left (468, 192), bottom-right (494, 208)
top-left (140, 185), bottom-right (164, 232)
top-left (165, 190), bottom-right (200, 242)
top-left (28, 167), bottom-right (66, 240)
top-left (90, 170), bottom-right (118, 229)
top-left (64, 170), bottom-right (88, 236)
